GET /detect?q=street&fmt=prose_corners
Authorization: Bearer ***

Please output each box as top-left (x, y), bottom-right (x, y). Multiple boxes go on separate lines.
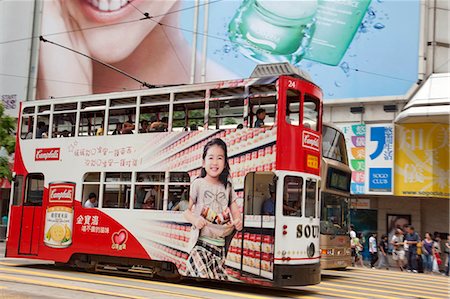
top-left (1, 242), bottom-right (448, 299)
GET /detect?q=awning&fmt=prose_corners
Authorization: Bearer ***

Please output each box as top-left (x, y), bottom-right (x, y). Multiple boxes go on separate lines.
top-left (395, 73), bottom-right (450, 124)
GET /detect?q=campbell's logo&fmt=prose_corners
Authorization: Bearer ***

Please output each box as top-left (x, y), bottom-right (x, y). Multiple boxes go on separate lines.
top-left (302, 131), bottom-right (320, 152)
top-left (35, 148), bottom-right (60, 161)
top-left (49, 184), bottom-right (75, 203)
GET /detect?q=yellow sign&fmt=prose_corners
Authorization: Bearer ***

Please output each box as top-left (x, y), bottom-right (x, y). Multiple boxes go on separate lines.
top-left (307, 154), bottom-right (319, 169)
top-left (395, 124), bottom-right (449, 198)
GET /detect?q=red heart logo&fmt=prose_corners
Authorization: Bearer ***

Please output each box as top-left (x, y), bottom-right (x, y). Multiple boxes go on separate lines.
top-left (112, 230), bottom-right (127, 245)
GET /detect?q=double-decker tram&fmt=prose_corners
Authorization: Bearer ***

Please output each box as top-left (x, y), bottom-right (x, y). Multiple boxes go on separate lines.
top-left (319, 124), bottom-right (352, 269)
top-left (7, 63), bottom-right (323, 286)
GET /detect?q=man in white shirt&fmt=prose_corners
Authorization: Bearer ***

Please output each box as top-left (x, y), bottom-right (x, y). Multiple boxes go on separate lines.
top-left (369, 233), bottom-right (378, 268)
top-left (84, 192), bottom-right (97, 208)
top-left (349, 225), bottom-right (356, 266)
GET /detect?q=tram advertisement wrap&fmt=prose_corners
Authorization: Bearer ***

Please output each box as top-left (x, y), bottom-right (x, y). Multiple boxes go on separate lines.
top-left (44, 182), bottom-right (75, 248)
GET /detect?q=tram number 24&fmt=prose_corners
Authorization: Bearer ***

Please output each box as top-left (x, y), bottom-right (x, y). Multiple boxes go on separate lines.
top-left (296, 224), bottom-right (319, 238)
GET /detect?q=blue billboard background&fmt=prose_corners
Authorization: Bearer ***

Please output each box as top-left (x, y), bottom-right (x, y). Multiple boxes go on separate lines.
top-left (181, 0), bottom-right (420, 100)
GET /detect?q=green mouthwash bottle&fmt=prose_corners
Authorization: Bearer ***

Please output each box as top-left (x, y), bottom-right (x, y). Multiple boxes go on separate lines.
top-left (304, 0), bottom-right (372, 66)
top-left (228, 0), bottom-right (318, 64)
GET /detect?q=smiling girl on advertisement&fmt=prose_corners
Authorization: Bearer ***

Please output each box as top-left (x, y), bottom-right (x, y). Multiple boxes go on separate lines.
top-left (184, 138), bottom-right (242, 280)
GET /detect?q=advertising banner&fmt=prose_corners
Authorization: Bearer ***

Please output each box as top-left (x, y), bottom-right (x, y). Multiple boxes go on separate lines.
top-left (365, 124), bottom-right (394, 194)
top-left (395, 124), bottom-right (449, 198)
top-left (339, 123), bottom-right (366, 194)
top-left (34, 0), bottom-right (420, 101)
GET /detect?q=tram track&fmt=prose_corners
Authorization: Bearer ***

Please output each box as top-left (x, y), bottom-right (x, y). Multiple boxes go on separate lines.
top-left (0, 265), bottom-right (210, 299)
top-left (0, 262), bottom-right (320, 299)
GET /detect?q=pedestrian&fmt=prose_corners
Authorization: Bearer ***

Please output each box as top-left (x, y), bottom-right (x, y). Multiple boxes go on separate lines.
top-left (421, 232), bottom-right (434, 274)
top-left (377, 234), bottom-right (390, 270)
top-left (350, 225), bottom-right (357, 266)
top-left (444, 234), bottom-right (450, 276)
top-left (432, 233), bottom-right (442, 273)
top-left (352, 232), bottom-right (365, 268)
top-left (369, 233), bottom-right (378, 269)
top-left (404, 225), bottom-right (420, 273)
top-left (391, 228), bottom-right (406, 271)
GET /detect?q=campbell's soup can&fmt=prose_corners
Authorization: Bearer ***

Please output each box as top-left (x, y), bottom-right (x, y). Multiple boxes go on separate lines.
top-left (43, 182), bottom-right (75, 248)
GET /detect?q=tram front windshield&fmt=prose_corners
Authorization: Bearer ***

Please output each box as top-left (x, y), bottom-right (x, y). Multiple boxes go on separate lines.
top-left (320, 193), bottom-right (349, 235)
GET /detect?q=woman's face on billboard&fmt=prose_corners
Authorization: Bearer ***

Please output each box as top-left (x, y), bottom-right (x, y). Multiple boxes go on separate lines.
top-left (64, 0), bottom-right (177, 63)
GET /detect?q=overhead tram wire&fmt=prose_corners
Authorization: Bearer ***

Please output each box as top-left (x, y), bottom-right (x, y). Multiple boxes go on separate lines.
top-left (39, 36), bottom-right (155, 89)
top-left (0, 72), bottom-right (119, 90)
top-left (128, 4), bottom-right (190, 80)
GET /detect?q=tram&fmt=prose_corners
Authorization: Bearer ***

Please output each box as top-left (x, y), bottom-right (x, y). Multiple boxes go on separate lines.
top-left (6, 63), bottom-right (323, 287)
top-left (320, 124), bottom-right (352, 269)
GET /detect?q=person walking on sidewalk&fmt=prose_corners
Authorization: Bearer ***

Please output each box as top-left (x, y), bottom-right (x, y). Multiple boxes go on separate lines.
top-left (378, 234), bottom-right (390, 270)
top-left (391, 228), bottom-right (406, 271)
top-left (405, 226), bottom-right (420, 273)
top-left (369, 233), bottom-right (378, 269)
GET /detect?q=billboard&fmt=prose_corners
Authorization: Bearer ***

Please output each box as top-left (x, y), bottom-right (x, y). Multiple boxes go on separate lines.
top-left (395, 124), bottom-right (449, 198)
top-left (365, 124), bottom-right (394, 194)
top-left (34, 0), bottom-right (420, 100)
top-left (339, 123), bottom-right (366, 194)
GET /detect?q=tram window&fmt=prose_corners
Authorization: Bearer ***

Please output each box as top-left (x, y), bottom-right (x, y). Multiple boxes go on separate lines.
top-left (137, 172), bottom-right (164, 182)
top-left (249, 96), bottom-right (277, 128)
top-left (20, 115), bottom-right (34, 139)
top-left (52, 112), bottom-right (76, 137)
top-left (24, 173), bottom-right (44, 206)
top-left (82, 172), bottom-right (100, 208)
top-left (283, 176), bottom-right (303, 217)
top-left (54, 102), bottom-right (77, 112)
top-left (172, 102), bottom-right (205, 131)
top-left (244, 172), bottom-right (276, 216)
top-left (170, 172), bottom-right (190, 183)
top-left (322, 125), bottom-right (347, 163)
top-left (305, 179), bottom-right (317, 218)
top-left (303, 95), bottom-right (319, 131)
top-left (83, 172), bottom-right (100, 182)
top-left (140, 105), bottom-right (169, 132)
top-left (134, 181), bottom-right (163, 210)
top-left (168, 185), bottom-right (189, 211)
top-left (208, 98), bottom-right (244, 129)
top-left (12, 175), bottom-right (24, 206)
top-left (79, 111), bottom-right (104, 136)
top-left (108, 107), bottom-right (136, 135)
top-left (36, 115), bottom-right (49, 138)
top-left (285, 89), bottom-right (300, 126)
top-left (103, 183), bottom-right (131, 209)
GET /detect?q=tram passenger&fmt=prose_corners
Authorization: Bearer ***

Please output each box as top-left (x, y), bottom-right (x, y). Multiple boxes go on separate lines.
top-left (84, 192), bottom-right (97, 208)
top-left (36, 121), bottom-right (46, 138)
top-left (139, 120), bottom-right (149, 133)
top-left (112, 123), bottom-right (122, 135)
top-left (121, 121), bottom-right (134, 134)
top-left (150, 117), bottom-right (168, 132)
top-left (135, 177), bottom-right (146, 209)
top-left (184, 138), bottom-right (242, 280)
top-left (262, 184), bottom-right (276, 215)
top-left (254, 108), bottom-right (266, 128)
top-left (142, 186), bottom-right (157, 209)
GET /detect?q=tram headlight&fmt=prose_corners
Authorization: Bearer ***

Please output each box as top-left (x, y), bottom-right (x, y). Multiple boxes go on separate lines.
top-left (307, 243), bottom-right (315, 258)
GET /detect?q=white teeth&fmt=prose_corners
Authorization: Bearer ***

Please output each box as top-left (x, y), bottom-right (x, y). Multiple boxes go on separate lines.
top-left (98, 0), bottom-right (109, 11)
top-left (89, 0), bottom-right (131, 12)
top-left (109, 0), bottom-right (121, 11)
